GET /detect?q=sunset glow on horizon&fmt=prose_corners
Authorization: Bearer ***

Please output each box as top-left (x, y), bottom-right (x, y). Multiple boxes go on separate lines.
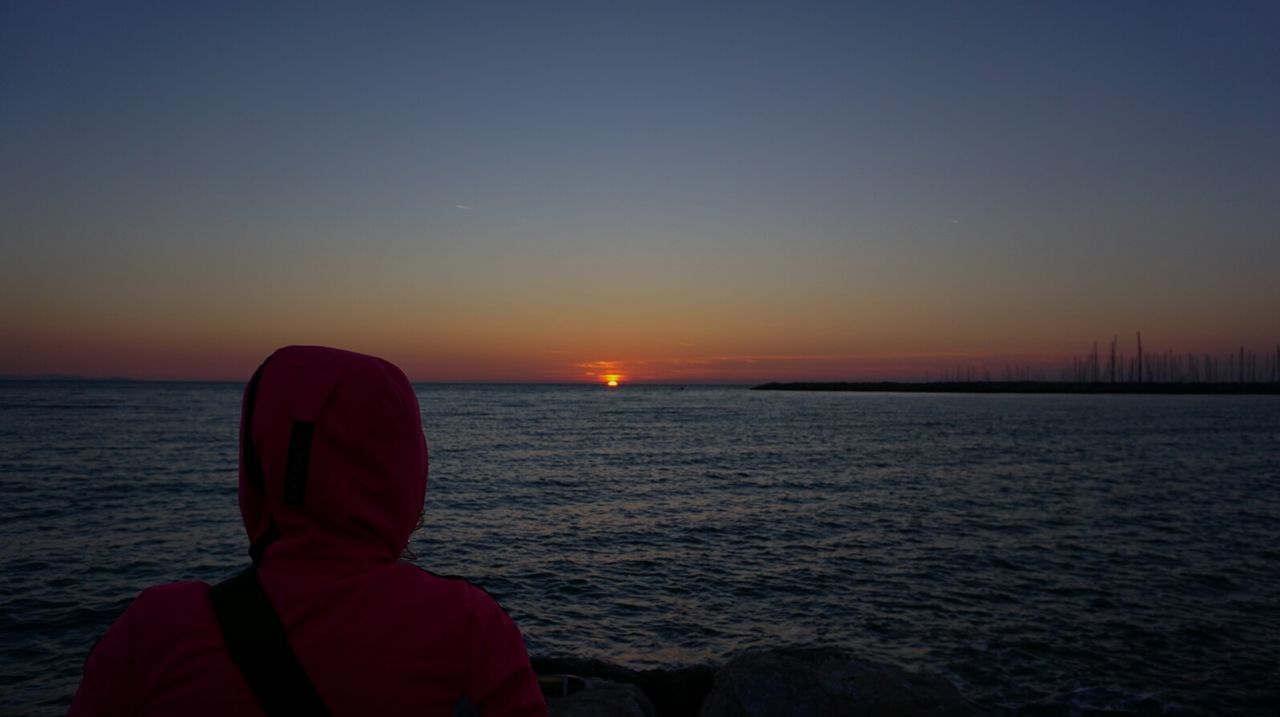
top-left (2, 3), bottom-right (1277, 383)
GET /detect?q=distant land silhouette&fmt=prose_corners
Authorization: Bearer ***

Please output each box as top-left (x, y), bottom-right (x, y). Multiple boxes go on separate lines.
top-left (752, 381), bottom-right (1280, 395)
top-left (0, 374), bottom-right (144, 382)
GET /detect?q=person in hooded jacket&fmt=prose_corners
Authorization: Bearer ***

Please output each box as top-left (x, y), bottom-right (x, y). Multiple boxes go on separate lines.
top-left (68, 346), bottom-right (547, 716)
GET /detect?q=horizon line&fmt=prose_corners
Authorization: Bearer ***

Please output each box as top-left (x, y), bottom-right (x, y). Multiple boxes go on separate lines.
top-left (0, 374), bottom-right (760, 386)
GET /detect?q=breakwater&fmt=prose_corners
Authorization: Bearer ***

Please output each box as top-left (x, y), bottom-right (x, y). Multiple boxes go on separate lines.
top-left (752, 381), bottom-right (1280, 394)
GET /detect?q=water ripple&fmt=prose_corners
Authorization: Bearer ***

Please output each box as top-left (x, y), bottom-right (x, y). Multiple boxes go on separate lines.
top-left (1, 383), bottom-right (1278, 715)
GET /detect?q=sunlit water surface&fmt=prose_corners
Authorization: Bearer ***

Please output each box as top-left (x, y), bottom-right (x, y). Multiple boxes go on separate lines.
top-left (1, 382), bottom-right (1277, 715)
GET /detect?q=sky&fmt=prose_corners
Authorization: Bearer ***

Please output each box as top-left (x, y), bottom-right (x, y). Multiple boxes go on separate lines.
top-left (2, 1), bottom-right (1278, 383)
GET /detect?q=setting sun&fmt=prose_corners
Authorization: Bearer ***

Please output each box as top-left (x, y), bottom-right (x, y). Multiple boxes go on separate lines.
top-left (604, 374), bottom-right (621, 388)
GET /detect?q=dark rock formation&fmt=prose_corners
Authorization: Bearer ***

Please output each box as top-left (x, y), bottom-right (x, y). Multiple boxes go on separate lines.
top-left (532, 656), bottom-right (714, 717)
top-left (533, 649), bottom-right (975, 717)
top-left (697, 648), bottom-right (976, 717)
top-left (548, 680), bottom-right (656, 717)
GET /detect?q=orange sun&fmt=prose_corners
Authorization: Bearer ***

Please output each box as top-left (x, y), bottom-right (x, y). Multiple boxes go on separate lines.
top-left (604, 374), bottom-right (621, 388)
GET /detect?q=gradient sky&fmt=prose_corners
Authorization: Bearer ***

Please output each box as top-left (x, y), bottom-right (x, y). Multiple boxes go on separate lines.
top-left (2, 1), bottom-right (1278, 382)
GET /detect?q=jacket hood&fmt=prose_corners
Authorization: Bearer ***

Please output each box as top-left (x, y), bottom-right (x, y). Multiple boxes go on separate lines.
top-left (238, 346), bottom-right (428, 568)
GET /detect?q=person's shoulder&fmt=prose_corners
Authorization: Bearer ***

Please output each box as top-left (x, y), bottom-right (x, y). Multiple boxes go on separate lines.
top-left (390, 563), bottom-right (509, 612)
top-left (127, 580), bottom-right (215, 627)
top-left (91, 580), bottom-right (218, 660)
top-left (133, 579), bottom-right (210, 605)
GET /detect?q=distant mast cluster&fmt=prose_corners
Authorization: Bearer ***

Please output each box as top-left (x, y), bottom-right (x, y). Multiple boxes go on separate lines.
top-left (931, 333), bottom-right (1280, 385)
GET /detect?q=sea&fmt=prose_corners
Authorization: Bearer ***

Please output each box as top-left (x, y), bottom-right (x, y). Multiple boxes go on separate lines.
top-left (1, 381), bottom-right (1278, 716)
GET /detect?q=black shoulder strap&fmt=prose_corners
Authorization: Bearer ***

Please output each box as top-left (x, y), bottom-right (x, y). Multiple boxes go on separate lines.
top-left (210, 568), bottom-right (332, 717)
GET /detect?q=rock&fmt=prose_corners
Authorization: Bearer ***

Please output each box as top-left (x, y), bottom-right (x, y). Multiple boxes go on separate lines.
top-left (548, 679), bottom-right (656, 717)
top-left (698, 648), bottom-right (976, 717)
top-left (532, 656), bottom-right (714, 716)
top-left (532, 649), bottom-right (976, 717)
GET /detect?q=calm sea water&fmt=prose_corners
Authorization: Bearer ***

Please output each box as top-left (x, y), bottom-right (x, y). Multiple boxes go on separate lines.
top-left (1, 381), bottom-right (1278, 716)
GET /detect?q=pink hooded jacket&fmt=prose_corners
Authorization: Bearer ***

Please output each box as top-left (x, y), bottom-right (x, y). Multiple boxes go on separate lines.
top-left (68, 346), bottom-right (547, 716)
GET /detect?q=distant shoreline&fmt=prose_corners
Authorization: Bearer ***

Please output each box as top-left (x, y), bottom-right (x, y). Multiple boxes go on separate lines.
top-left (752, 381), bottom-right (1280, 395)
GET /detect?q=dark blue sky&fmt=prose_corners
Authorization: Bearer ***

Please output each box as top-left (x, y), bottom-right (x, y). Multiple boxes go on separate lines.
top-left (2, 1), bottom-right (1278, 379)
